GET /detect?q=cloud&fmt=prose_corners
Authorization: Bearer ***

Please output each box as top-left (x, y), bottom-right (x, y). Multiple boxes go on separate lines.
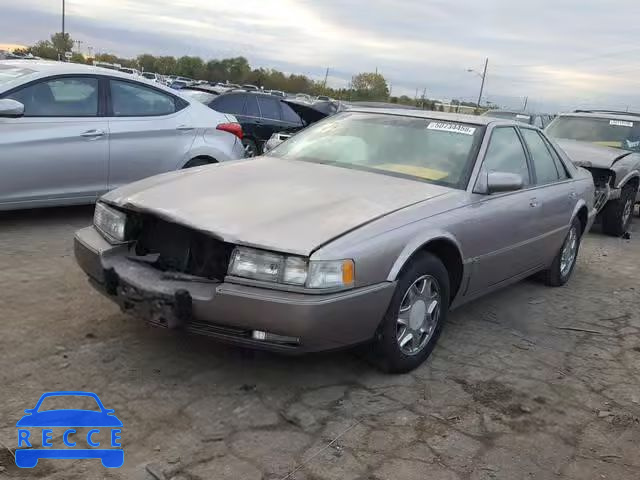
top-left (3, 0), bottom-right (640, 110)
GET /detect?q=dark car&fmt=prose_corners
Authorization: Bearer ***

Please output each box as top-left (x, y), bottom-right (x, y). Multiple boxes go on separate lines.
top-left (201, 91), bottom-right (307, 156)
top-left (482, 110), bottom-right (554, 129)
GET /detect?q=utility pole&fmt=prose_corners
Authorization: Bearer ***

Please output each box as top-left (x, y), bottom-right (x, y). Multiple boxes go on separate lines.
top-left (322, 67), bottom-right (329, 89)
top-left (522, 96), bottom-right (528, 111)
top-left (476, 57), bottom-right (488, 109)
top-left (61, 0), bottom-right (66, 61)
top-left (421, 87), bottom-right (427, 109)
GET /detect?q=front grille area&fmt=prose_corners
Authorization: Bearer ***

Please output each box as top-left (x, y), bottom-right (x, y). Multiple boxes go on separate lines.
top-left (133, 214), bottom-right (234, 281)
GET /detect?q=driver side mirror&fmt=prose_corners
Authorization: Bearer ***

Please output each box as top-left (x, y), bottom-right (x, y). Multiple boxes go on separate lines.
top-left (0, 99), bottom-right (24, 118)
top-left (486, 172), bottom-right (524, 194)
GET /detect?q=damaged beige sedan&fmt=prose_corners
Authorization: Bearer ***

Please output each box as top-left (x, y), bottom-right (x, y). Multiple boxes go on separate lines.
top-left (75, 110), bottom-right (595, 372)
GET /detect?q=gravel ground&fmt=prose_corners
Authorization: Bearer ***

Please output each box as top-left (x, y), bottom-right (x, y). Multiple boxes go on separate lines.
top-left (0, 206), bottom-right (639, 480)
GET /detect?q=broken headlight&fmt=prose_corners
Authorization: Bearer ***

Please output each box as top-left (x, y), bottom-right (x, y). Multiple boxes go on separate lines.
top-left (228, 247), bottom-right (354, 289)
top-left (94, 202), bottom-right (128, 243)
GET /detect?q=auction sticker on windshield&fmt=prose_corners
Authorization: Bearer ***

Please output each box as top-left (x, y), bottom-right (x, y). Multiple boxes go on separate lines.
top-left (610, 120), bottom-right (633, 127)
top-left (427, 122), bottom-right (476, 135)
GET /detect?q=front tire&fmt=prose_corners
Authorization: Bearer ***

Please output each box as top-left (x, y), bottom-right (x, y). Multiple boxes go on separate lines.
top-left (373, 252), bottom-right (449, 373)
top-left (183, 157), bottom-right (213, 169)
top-left (545, 217), bottom-right (582, 287)
top-left (602, 184), bottom-right (636, 236)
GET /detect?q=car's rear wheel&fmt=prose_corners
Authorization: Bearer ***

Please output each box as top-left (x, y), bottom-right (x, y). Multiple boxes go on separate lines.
top-left (372, 252), bottom-right (449, 373)
top-left (242, 138), bottom-right (259, 157)
top-left (545, 217), bottom-right (582, 287)
top-left (602, 184), bottom-right (636, 236)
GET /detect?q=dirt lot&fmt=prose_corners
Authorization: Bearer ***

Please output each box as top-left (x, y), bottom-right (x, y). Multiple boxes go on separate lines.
top-left (0, 206), bottom-right (639, 480)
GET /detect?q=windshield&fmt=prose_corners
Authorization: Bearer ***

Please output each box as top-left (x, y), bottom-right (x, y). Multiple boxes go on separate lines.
top-left (267, 112), bottom-right (482, 188)
top-left (142, 73), bottom-right (155, 79)
top-left (546, 116), bottom-right (640, 151)
top-left (0, 65), bottom-right (35, 86)
top-left (181, 89), bottom-right (217, 104)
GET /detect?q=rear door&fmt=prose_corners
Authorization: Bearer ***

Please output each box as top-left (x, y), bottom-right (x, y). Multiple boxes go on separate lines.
top-left (465, 127), bottom-right (543, 293)
top-left (106, 78), bottom-right (194, 190)
top-left (255, 95), bottom-right (291, 143)
top-left (0, 75), bottom-right (108, 207)
top-left (520, 127), bottom-right (574, 262)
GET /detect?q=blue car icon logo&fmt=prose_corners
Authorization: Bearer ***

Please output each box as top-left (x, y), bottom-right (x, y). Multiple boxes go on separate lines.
top-left (16, 391), bottom-right (123, 468)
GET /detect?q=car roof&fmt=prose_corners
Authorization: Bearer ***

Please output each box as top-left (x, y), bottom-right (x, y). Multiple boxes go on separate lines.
top-left (346, 108), bottom-right (523, 126)
top-left (1, 59), bottom-right (138, 79)
top-left (560, 110), bottom-right (640, 122)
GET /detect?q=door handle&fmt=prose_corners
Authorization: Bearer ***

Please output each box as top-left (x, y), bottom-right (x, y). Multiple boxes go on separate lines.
top-left (80, 129), bottom-right (105, 138)
top-left (529, 198), bottom-right (540, 208)
top-left (176, 125), bottom-right (194, 131)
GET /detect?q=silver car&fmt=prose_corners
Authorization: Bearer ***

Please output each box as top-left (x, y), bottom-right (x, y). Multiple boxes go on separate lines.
top-left (0, 60), bottom-right (245, 210)
top-left (75, 110), bottom-right (595, 372)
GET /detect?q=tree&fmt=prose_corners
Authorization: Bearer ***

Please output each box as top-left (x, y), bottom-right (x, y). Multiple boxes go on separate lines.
top-left (51, 32), bottom-right (73, 54)
top-left (30, 40), bottom-right (58, 60)
top-left (70, 53), bottom-right (86, 64)
top-left (137, 54), bottom-right (157, 73)
top-left (176, 56), bottom-right (205, 79)
top-left (351, 72), bottom-right (389, 101)
top-left (155, 56), bottom-right (177, 75)
top-left (95, 53), bottom-right (119, 64)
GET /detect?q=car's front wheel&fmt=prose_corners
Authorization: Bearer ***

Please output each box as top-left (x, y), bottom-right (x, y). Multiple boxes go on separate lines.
top-left (602, 184), bottom-right (636, 236)
top-left (545, 217), bottom-right (582, 287)
top-left (373, 252), bottom-right (449, 373)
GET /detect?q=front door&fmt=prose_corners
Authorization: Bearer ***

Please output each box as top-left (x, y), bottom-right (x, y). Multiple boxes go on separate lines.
top-left (0, 76), bottom-right (108, 207)
top-left (463, 126), bottom-right (543, 293)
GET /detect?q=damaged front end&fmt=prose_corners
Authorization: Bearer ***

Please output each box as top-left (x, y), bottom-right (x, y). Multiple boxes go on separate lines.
top-left (585, 167), bottom-right (615, 214)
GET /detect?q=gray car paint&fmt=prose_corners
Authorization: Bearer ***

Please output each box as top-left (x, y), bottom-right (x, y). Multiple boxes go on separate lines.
top-left (75, 111), bottom-right (596, 352)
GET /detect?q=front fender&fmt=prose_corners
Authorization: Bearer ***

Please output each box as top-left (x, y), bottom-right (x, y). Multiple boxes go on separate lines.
top-left (386, 230), bottom-right (465, 281)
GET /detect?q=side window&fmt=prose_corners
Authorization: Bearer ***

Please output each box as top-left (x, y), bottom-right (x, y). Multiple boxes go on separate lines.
top-left (542, 135), bottom-right (570, 180)
top-left (481, 127), bottom-right (531, 185)
top-left (110, 80), bottom-right (176, 116)
top-left (533, 116), bottom-right (543, 128)
top-left (281, 102), bottom-right (303, 125)
top-left (211, 94), bottom-right (245, 115)
top-left (521, 129), bottom-right (560, 185)
top-left (244, 95), bottom-right (260, 117)
top-left (256, 96), bottom-right (282, 120)
top-left (6, 77), bottom-right (98, 117)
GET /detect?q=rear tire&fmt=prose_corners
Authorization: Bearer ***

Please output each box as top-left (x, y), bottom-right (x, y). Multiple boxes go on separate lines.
top-left (545, 217), bottom-right (582, 287)
top-left (602, 184), bottom-right (636, 236)
top-left (242, 138), bottom-right (259, 157)
top-left (372, 252), bottom-right (449, 373)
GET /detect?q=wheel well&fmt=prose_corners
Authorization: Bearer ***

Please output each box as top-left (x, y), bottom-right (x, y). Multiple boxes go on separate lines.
top-left (185, 155), bottom-right (217, 167)
top-left (408, 239), bottom-right (463, 302)
top-left (624, 175), bottom-right (639, 192)
top-left (576, 206), bottom-right (588, 236)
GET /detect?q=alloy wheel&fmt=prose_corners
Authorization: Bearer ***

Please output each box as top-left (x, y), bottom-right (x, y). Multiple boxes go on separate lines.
top-left (396, 275), bottom-right (441, 356)
top-left (560, 225), bottom-right (578, 278)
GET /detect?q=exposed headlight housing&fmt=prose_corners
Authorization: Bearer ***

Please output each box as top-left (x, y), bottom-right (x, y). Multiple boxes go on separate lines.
top-left (94, 202), bottom-right (127, 243)
top-left (228, 247), bottom-right (354, 290)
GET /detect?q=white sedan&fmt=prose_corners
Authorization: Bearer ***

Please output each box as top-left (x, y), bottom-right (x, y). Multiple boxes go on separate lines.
top-left (0, 60), bottom-right (245, 211)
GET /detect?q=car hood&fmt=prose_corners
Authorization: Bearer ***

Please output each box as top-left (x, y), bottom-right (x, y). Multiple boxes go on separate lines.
top-left (103, 157), bottom-right (453, 256)
top-left (556, 139), bottom-right (632, 169)
top-left (282, 99), bottom-right (338, 124)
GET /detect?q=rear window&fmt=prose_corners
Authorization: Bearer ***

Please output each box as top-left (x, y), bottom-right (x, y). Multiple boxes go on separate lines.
top-left (212, 94), bottom-right (245, 115)
top-left (0, 65), bottom-right (35, 86)
top-left (546, 116), bottom-right (640, 151)
top-left (181, 90), bottom-right (218, 105)
top-left (268, 112), bottom-right (483, 189)
top-left (484, 111), bottom-right (532, 124)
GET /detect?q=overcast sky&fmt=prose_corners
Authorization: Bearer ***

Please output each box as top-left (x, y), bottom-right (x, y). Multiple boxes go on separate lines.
top-left (3, 0), bottom-right (640, 111)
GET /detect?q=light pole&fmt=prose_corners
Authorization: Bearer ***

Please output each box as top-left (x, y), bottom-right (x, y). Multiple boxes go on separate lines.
top-left (61, 0), bottom-right (66, 61)
top-left (467, 57), bottom-right (488, 109)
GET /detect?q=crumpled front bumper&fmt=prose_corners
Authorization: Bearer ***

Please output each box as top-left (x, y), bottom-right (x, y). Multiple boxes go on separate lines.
top-left (74, 226), bottom-right (395, 353)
